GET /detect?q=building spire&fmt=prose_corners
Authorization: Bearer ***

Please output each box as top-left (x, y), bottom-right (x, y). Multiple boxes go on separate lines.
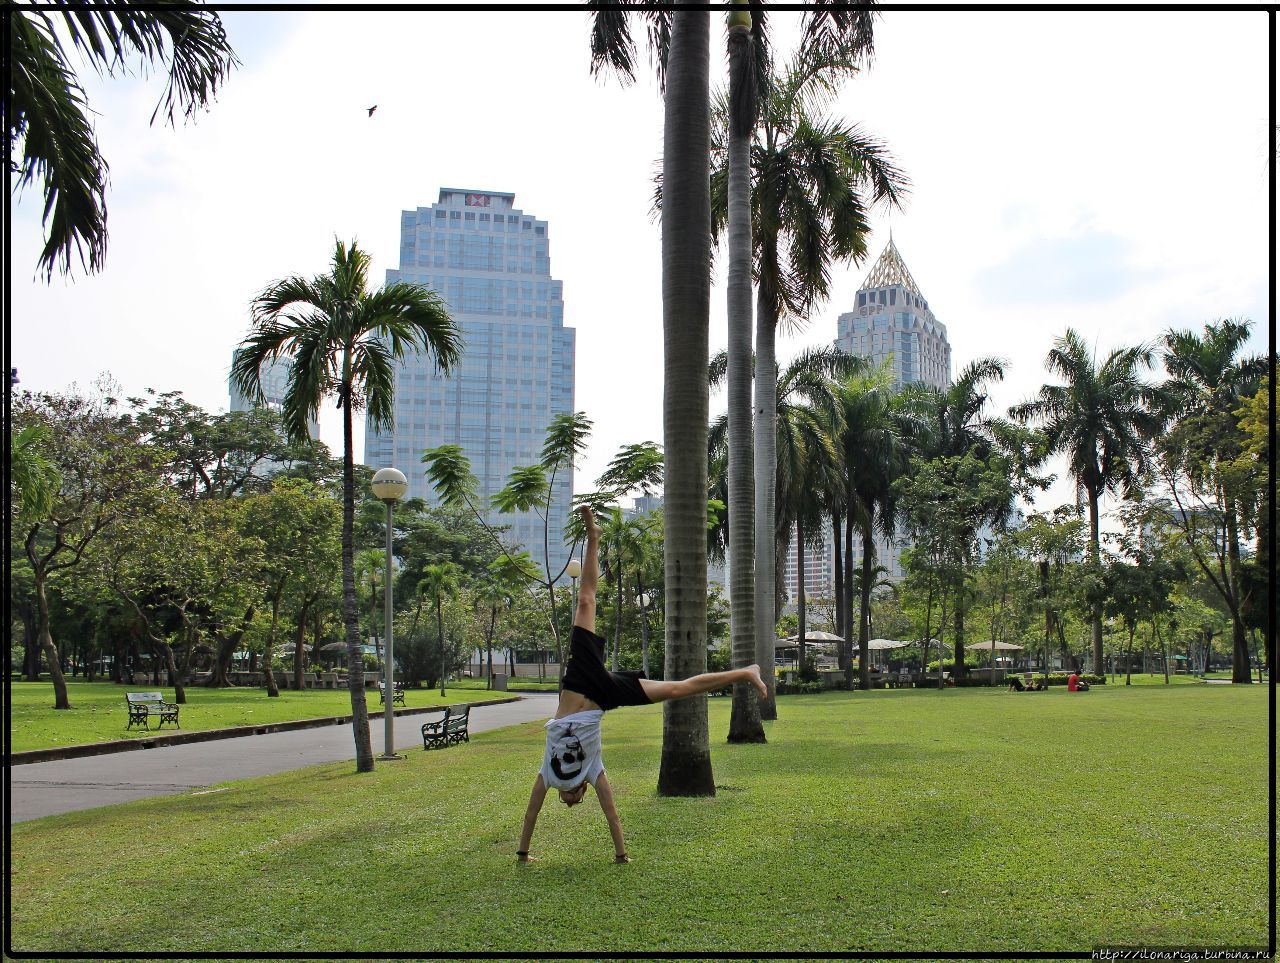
top-left (859, 237), bottom-right (924, 299)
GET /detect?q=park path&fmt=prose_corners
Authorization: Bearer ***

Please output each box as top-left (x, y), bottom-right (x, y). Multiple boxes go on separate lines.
top-left (9, 693), bottom-right (558, 824)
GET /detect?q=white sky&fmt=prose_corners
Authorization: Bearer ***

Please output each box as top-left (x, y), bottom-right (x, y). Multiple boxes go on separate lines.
top-left (10, 7), bottom-right (1274, 525)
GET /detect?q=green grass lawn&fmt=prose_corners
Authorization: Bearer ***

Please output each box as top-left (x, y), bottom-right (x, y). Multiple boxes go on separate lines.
top-left (5, 679), bottom-right (511, 753)
top-left (9, 684), bottom-right (1268, 956)
top-left (451, 675), bottom-right (561, 692)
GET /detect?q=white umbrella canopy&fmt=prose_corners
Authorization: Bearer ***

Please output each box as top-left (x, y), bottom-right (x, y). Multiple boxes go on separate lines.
top-left (778, 631), bottom-right (845, 642)
top-left (865, 638), bottom-right (911, 650)
top-left (964, 641), bottom-right (1024, 651)
top-left (775, 637), bottom-right (839, 649)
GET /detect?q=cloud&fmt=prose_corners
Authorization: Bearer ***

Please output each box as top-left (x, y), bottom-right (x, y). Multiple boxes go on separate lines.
top-left (974, 231), bottom-right (1163, 305)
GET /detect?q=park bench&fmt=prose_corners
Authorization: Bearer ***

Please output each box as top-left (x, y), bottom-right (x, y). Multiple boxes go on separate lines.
top-left (421, 704), bottom-right (471, 750)
top-left (125, 692), bottom-right (180, 731)
top-left (379, 682), bottom-right (406, 706)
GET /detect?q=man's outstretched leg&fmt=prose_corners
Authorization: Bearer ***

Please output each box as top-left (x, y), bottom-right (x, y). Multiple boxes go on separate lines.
top-left (575, 505), bottom-right (600, 634)
top-left (640, 664), bottom-right (770, 704)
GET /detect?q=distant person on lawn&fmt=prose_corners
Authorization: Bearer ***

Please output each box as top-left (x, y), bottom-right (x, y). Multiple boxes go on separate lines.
top-left (1068, 671), bottom-right (1089, 692)
top-left (516, 505), bottom-right (770, 865)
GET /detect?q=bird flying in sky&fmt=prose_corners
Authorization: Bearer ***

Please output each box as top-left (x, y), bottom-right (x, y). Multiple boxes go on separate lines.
top-left (367, 105), bottom-right (377, 117)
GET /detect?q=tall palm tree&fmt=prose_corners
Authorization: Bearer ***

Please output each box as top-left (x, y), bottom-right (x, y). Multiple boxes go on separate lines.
top-left (773, 349), bottom-right (850, 674)
top-left (1011, 330), bottom-right (1162, 676)
top-left (724, 1), bottom-right (765, 744)
top-left (709, 42), bottom-right (908, 716)
top-left (9, 2), bottom-right (238, 280)
top-left (232, 238), bottom-right (461, 773)
top-left (836, 364), bottom-right (916, 688)
top-left (589, 0), bottom-right (717, 796)
top-left (1159, 318), bottom-right (1265, 684)
top-left (910, 357), bottom-right (1012, 678)
top-left (420, 562), bottom-right (462, 697)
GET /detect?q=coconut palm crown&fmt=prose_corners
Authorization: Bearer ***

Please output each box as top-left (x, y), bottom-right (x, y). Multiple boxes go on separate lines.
top-left (231, 238), bottom-right (461, 773)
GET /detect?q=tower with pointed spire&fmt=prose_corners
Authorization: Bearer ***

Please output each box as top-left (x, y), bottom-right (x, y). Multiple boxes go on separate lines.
top-left (835, 238), bottom-right (951, 390)
top-left (782, 240), bottom-right (953, 598)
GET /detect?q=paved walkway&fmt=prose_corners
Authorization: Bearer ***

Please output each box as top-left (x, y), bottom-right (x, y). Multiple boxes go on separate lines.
top-left (10, 693), bottom-right (557, 824)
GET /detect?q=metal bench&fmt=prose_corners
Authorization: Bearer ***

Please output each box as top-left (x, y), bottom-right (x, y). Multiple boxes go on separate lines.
top-left (379, 682), bottom-right (405, 706)
top-left (125, 691), bottom-right (180, 730)
top-left (421, 704), bottom-right (470, 750)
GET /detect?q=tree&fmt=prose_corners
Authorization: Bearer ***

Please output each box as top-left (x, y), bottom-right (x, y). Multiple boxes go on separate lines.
top-left (895, 452), bottom-right (1017, 686)
top-left (1156, 318), bottom-right (1265, 683)
top-left (422, 412), bottom-right (594, 680)
top-left (238, 478), bottom-right (341, 694)
top-left (93, 493), bottom-right (263, 704)
top-left (722, 2), bottom-right (766, 744)
top-left (419, 563), bottom-right (463, 697)
top-left (1011, 329), bottom-right (1163, 674)
top-left (232, 238), bottom-right (462, 773)
top-left (9, 2), bottom-right (238, 280)
top-left (11, 387), bottom-right (165, 708)
top-left (725, 40), bottom-right (908, 716)
top-left (835, 363), bottom-right (916, 688)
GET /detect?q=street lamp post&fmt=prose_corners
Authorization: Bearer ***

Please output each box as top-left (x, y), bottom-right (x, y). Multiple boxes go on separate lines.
top-left (638, 591), bottom-right (651, 678)
top-left (371, 467), bottom-right (407, 761)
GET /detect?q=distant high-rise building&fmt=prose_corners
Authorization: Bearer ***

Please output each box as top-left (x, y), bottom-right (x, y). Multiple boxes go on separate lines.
top-left (784, 239), bottom-right (954, 601)
top-left (835, 237), bottom-right (951, 391)
top-left (364, 189), bottom-right (576, 576)
top-left (228, 349), bottom-right (319, 439)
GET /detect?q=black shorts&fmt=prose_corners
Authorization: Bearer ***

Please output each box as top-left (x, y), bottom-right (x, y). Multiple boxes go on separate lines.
top-left (561, 625), bottom-right (651, 711)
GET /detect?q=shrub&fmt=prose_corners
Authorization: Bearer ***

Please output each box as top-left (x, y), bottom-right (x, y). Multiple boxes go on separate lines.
top-left (776, 680), bottom-right (824, 695)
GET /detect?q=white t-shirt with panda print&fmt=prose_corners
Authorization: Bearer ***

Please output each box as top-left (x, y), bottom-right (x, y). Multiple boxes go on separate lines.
top-left (540, 709), bottom-right (605, 790)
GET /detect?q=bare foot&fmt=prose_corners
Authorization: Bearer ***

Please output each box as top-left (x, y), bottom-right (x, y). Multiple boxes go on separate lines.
top-left (745, 664), bottom-right (770, 701)
top-left (579, 504), bottom-right (601, 541)
top-left (517, 853), bottom-right (538, 863)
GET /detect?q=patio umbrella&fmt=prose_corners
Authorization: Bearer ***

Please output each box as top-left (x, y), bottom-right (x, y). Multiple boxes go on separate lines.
top-left (318, 641), bottom-right (348, 652)
top-left (965, 640), bottom-right (1024, 670)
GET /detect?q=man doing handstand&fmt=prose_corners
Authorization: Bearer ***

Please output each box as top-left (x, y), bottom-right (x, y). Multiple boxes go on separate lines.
top-left (516, 505), bottom-right (770, 864)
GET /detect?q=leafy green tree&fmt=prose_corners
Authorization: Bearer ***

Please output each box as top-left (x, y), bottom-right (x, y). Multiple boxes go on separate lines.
top-left (9, 2), bottom-right (238, 280)
top-left (238, 478), bottom-right (341, 694)
top-left (1011, 329), bottom-right (1163, 674)
top-left (1156, 318), bottom-right (1265, 683)
top-left (93, 493), bottom-right (263, 704)
top-left (232, 238), bottom-right (461, 773)
top-left (895, 452), bottom-right (1017, 686)
top-left (125, 390), bottom-right (320, 500)
top-left (11, 388), bottom-right (166, 708)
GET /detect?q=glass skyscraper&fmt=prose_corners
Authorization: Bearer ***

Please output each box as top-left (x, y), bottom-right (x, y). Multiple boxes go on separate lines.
top-left (364, 188), bottom-right (576, 574)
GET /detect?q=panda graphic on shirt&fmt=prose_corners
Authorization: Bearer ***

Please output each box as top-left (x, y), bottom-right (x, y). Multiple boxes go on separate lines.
top-left (541, 709), bottom-right (605, 789)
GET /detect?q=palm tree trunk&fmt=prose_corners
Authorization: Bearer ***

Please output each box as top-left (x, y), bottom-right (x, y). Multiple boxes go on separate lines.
top-left (1088, 489), bottom-right (1104, 674)
top-left (342, 380), bottom-right (375, 773)
top-left (843, 511), bottom-right (856, 687)
top-left (952, 590), bottom-right (966, 682)
top-left (796, 519), bottom-right (807, 675)
top-left (486, 607), bottom-right (497, 689)
top-left (859, 524), bottom-right (874, 690)
top-left (437, 597), bottom-right (446, 697)
top-left (657, 2), bottom-right (715, 797)
top-left (832, 513), bottom-right (845, 671)
top-left (754, 287), bottom-right (779, 720)
top-left (726, 20), bottom-right (764, 744)
top-left (613, 562), bottom-right (624, 671)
